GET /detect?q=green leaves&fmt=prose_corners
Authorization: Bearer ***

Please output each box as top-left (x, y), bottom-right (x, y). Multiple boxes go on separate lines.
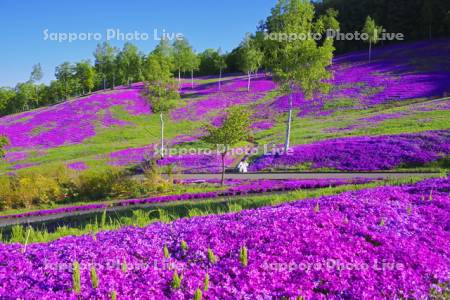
top-left (117, 43), bottom-right (143, 85)
top-left (202, 106), bottom-right (252, 151)
top-left (94, 42), bottom-right (118, 88)
top-left (194, 288), bottom-right (203, 300)
top-left (239, 37), bottom-right (263, 74)
top-left (121, 261), bottom-right (128, 273)
top-left (181, 240), bottom-right (188, 251)
top-left (362, 16), bottom-right (383, 45)
top-left (173, 38), bottom-right (192, 72)
top-left (90, 265), bottom-right (99, 289)
top-left (72, 261), bottom-right (81, 294)
top-left (207, 248), bottom-right (217, 264)
top-left (171, 271), bottom-right (182, 289)
top-left (144, 51), bottom-right (180, 114)
top-left (203, 273), bottom-right (210, 291)
top-left (240, 246), bottom-right (248, 267)
top-left (266, 0), bottom-right (335, 99)
top-left (0, 136), bottom-right (9, 159)
top-left (212, 48), bottom-right (227, 71)
top-left (163, 244), bottom-right (170, 258)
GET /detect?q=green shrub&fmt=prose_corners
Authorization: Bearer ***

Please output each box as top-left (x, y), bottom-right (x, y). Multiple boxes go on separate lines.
top-left (90, 266), bottom-right (99, 289)
top-left (181, 240), bottom-right (188, 251)
top-left (194, 288), bottom-right (202, 300)
top-left (203, 273), bottom-right (210, 291)
top-left (75, 169), bottom-right (119, 200)
top-left (0, 173), bottom-right (63, 209)
top-left (207, 248), bottom-right (217, 264)
top-left (163, 245), bottom-right (170, 258)
top-left (240, 246), bottom-right (248, 267)
top-left (142, 158), bottom-right (172, 193)
top-left (0, 162), bottom-right (178, 211)
top-left (72, 261), bottom-right (81, 294)
top-left (121, 261), bottom-right (128, 273)
top-left (171, 271), bottom-right (182, 289)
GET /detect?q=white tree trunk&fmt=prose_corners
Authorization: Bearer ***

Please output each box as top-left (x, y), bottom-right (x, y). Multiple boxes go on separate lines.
top-left (160, 112), bottom-right (165, 158)
top-left (247, 71), bottom-right (251, 92)
top-left (178, 69), bottom-right (181, 85)
top-left (284, 85), bottom-right (294, 153)
top-left (191, 70), bottom-right (194, 89)
top-left (220, 146), bottom-right (228, 186)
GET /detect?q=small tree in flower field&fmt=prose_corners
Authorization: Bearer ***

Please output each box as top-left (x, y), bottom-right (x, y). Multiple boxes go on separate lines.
top-left (239, 36), bottom-right (263, 92)
top-left (202, 107), bottom-right (252, 185)
top-left (212, 48), bottom-right (227, 90)
top-left (362, 16), bottom-right (383, 63)
top-left (144, 51), bottom-right (179, 158)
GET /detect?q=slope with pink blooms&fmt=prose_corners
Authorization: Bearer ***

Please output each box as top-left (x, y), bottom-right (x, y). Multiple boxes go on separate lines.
top-left (0, 39), bottom-right (449, 173)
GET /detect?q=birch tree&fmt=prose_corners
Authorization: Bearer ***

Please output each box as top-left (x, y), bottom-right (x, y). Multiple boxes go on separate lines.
top-left (265, 0), bottom-right (335, 152)
top-left (144, 51), bottom-right (179, 158)
top-left (239, 37), bottom-right (263, 92)
top-left (212, 49), bottom-right (227, 90)
top-left (362, 16), bottom-right (383, 63)
top-left (173, 38), bottom-right (191, 85)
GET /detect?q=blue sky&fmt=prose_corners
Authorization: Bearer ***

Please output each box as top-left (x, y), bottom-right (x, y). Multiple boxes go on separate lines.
top-left (0, 0), bottom-right (276, 87)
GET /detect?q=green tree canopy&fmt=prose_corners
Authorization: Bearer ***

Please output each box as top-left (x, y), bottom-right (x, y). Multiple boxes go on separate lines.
top-left (202, 106), bottom-right (252, 184)
top-left (0, 88), bottom-right (16, 116)
top-left (239, 36), bottom-right (263, 91)
top-left (117, 43), bottom-right (143, 86)
top-left (144, 50), bottom-right (180, 158)
top-left (362, 16), bottom-right (383, 62)
top-left (93, 42), bottom-right (118, 89)
top-left (263, 0), bottom-right (335, 151)
top-left (55, 62), bottom-right (76, 99)
top-left (173, 38), bottom-right (193, 83)
top-left (212, 48), bottom-right (227, 89)
top-left (75, 60), bottom-right (96, 94)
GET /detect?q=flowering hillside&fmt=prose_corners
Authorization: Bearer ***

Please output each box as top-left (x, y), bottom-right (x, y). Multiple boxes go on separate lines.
top-left (0, 39), bottom-right (448, 172)
top-left (250, 130), bottom-right (450, 171)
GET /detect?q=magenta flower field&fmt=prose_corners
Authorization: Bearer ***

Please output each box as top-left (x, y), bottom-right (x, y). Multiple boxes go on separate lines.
top-left (1, 177), bottom-right (448, 299)
top-left (0, 2), bottom-right (450, 299)
top-left (0, 89), bottom-right (150, 149)
top-left (250, 130), bottom-right (450, 171)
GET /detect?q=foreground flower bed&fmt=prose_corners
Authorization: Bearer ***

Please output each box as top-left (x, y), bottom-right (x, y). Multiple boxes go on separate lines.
top-left (0, 177), bottom-right (448, 298)
top-left (250, 130), bottom-right (450, 171)
top-left (0, 178), bottom-right (370, 220)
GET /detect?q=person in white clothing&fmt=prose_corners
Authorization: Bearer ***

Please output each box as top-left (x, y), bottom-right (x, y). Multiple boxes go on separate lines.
top-left (238, 161), bottom-right (249, 173)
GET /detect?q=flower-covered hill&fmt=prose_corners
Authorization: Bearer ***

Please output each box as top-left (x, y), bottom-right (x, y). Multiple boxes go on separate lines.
top-left (0, 177), bottom-right (448, 298)
top-left (0, 88), bottom-right (150, 149)
top-left (0, 39), bottom-right (448, 172)
top-left (250, 130), bottom-right (450, 172)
